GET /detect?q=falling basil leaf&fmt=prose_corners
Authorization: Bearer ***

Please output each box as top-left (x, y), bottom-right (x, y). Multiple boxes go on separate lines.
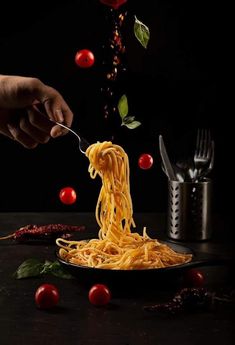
top-left (118, 94), bottom-right (129, 118)
top-left (117, 95), bottom-right (141, 129)
top-left (124, 121), bottom-right (141, 129)
top-left (14, 258), bottom-right (73, 279)
top-left (118, 95), bottom-right (141, 129)
top-left (122, 116), bottom-right (136, 125)
top-left (134, 15), bottom-right (150, 49)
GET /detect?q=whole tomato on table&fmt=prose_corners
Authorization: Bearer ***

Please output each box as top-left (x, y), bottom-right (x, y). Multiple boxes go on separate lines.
top-left (88, 284), bottom-right (111, 306)
top-left (35, 283), bottom-right (59, 309)
top-left (183, 269), bottom-right (205, 287)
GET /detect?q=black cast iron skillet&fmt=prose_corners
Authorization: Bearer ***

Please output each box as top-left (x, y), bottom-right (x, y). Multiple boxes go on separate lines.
top-left (56, 239), bottom-right (234, 292)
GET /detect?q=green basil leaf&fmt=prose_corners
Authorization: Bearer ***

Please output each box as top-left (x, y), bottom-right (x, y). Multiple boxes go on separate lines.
top-left (13, 258), bottom-right (44, 279)
top-left (118, 94), bottom-right (128, 118)
top-left (122, 116), bottom-right (136, 125)
top-left (124, 121), bottom-right (141, 129)
top-left (134, 16), bottom-right (150, 49)
top-left (50, 261), bottom-right (74, 279)
top-left (14, 259), bottom-right (74, 279)
top-left (40, 260), bottom-right (53, 274)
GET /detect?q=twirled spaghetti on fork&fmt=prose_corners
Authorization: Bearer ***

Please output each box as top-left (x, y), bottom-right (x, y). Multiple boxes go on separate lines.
top-left (56, 141), bottom-right (192, 270)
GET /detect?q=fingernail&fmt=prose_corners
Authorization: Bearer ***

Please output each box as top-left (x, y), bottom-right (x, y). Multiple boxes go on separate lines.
top-left (7, 124), bottom-right (14, 130)
top-left (55, 109), bottom-right (64, 123)
top-left (52, 129), bottom-right (63, 138)
top-left (7, 124), bottom-right (15, 134)
top-left (7, 125), bottom-right (17, 140)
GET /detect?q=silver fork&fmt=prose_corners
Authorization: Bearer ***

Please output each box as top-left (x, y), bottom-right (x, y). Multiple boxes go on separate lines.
top-left (193, 128), bottom-right (212, 181)
top-left (55, 122), bottom-right (90, 154)
top-left (200, 140), bottom-right (215, 179)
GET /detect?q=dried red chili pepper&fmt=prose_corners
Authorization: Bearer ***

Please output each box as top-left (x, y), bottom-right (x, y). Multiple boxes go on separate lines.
top-left (0, 224), bottom-right (85, 242)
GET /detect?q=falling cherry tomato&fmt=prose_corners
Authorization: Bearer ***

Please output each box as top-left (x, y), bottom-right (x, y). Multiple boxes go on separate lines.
top-left (59, 187), bottom-right (77, 205)
top-left (99, 0), bottom-right (127, 10)
top-left (88, 284), bottom-right (111, 306)
top-left (183, 268), bottom-right (205, 287)
top-left (138, 153), bottom-right (153, 170)
top-left (75, 49), bottom-right (95, 68)
top-left (35, 284), bottom-right (59, 309)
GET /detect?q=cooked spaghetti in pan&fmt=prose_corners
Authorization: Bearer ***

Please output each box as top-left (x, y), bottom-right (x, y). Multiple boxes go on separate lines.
top-left (56, 141), bottom-right (192, 270)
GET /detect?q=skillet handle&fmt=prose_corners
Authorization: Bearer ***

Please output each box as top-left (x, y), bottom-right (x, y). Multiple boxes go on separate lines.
top-left (186, 251), bottom-right (235, 269)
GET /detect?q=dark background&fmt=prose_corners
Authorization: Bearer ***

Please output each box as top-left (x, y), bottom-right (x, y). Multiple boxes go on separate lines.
top-left (0, 1), bottom-right (231, 223)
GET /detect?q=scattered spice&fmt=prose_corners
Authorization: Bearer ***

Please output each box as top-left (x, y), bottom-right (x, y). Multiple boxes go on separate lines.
top-left (101, 7), bottom-right (127, 120)
top-left (143, 287), bottom-right (234, 315)
top-left (99, 5), bottom-right (150, 131)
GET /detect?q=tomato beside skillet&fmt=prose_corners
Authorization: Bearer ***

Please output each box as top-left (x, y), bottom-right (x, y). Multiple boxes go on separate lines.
top-left (184, 269), bottom-right (205, 287)
top-left (35, 283), bottom-right (59, 309)
top-left (88, 284), bottom-right (111, 306)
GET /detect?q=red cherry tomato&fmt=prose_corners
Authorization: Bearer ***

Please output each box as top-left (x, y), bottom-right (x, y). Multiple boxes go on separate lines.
top-left (75, 49), bottom-right (95, 68)
top-left (99, 0), bottom-right (127, 10)
top-left (184, 268), bottom-right (205, 287)
top-left (35, 284), bottom-right (59, 309)
top-left (88, 284), bottom-right (111, 306)
top-left (138, 153), bottom-right (153, 170)
top-left (59, 187), bottom-right (77, 205)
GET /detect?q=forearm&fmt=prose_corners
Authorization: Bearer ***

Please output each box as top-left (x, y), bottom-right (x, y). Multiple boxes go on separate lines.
top-left (0, 75), bottom-right (10, 108)
top-left (0, 75), bottom-right (10, 118)
top-left (0, 75), bottom-right (38, 109)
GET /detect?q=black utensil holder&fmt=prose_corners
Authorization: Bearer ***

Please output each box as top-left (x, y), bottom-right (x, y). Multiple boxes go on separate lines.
top-left (167, 179), bottom-right (212, 241)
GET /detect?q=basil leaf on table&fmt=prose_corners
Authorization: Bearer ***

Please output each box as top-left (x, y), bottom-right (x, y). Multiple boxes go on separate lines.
top-left (13, 259), bottom-right (44, 279)
top-left (49, 260), bottom-right (74, 279)
top-left (13, 259), bottom-right (73, 279)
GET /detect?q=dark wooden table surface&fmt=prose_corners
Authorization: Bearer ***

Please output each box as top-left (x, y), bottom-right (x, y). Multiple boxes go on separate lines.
top-left (0, 212), bottom-right (234, 345)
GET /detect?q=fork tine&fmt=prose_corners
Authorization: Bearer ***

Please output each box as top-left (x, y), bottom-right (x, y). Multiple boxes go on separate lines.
top-left (195, 128), bottom-right (204, 158)
top-left (199, 128), bottom-right (205, 157)
top-left (193, 128), bottom-right (213, 181)
top-left (196, 128), bottom-right (211, 159)
top-left (204, 129), bottom-right (211, 159)
top-left (206, 129), bottom-right (211, 158)
top-left (195, 128), bottom-right (201, 157)
top-left (202, 128), bottom-right (207, 158)
top-left (196, 129), bottom-right (200, 156)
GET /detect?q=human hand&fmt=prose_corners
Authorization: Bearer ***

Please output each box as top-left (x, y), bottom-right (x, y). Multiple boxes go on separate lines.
top-left (0, 75), bottom-right (73, 148)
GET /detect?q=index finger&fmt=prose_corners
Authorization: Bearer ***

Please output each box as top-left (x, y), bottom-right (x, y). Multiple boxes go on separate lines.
top-left (43, 96), bottom-right (73, 125)
top-left (34, 84), bottom-right (74, 127)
